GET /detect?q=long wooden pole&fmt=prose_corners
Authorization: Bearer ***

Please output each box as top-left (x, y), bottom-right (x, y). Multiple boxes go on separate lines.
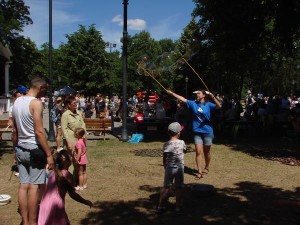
top-left (136, 63), bottom-right (167, 92)
top-left (182, 58), bottom-right (210, 92)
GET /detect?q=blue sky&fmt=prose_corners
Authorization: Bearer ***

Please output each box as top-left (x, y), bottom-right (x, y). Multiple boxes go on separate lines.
top-left (22, 0), bottom-right (196, 50)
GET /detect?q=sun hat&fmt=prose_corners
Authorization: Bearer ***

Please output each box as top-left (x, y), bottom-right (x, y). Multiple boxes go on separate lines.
top-left (16, 85), bottom-right (28, 94)
top-left (168, 122), bottom-right (184, 134)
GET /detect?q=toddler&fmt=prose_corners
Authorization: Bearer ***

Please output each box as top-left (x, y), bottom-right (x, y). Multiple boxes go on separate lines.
top-left (38, 150), bottom-right (92, 225)
top-left (74, 127), bottom-right (88, 191)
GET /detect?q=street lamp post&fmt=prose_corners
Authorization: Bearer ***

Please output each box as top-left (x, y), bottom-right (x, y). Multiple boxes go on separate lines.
top-left (105, 42), bottom-right (117, 53)
top-left (48, 0), bottom-right (55, 141)
top-left (120, 0), bottom-right (129, 141)
top-left (185, 76), bottom-right (189, 99)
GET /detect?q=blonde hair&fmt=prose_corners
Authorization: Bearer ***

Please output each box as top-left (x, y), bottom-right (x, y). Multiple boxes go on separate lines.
top-left (74, 127), bottom-right (85, 138)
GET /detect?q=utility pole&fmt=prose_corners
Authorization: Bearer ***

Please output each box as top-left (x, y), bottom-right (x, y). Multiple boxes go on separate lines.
top-left (105, 42), bottom-right (117, 53)
top-left (48, 0), bottom-right (55, 141)
top-left (121, 0), bottom-right (129, 141)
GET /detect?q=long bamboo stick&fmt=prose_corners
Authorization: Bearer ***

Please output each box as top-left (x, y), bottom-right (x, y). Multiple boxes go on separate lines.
top-left (182, 57), bottom-right (210, 92)
top-left (135, 62), bottom-right (167, 92)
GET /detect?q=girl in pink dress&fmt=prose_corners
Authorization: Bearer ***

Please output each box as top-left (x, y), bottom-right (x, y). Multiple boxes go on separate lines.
top-left (38, 150), bottom-right (92, 225)
top-left (73, 128), bottom-right (88, 191)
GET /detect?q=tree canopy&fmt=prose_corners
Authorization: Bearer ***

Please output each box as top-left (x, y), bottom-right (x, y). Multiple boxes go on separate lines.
top-left (1, 0), bottom-right (299, 98)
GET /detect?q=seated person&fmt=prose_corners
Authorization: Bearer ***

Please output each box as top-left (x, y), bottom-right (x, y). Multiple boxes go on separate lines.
top-left (133, 108), bottom-right (144, 133)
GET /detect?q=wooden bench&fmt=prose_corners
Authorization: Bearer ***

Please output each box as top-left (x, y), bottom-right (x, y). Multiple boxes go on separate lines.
top-left (83, 118), bottom-right (112, 140)
top-left (0, 119), bottom-right (13, 142)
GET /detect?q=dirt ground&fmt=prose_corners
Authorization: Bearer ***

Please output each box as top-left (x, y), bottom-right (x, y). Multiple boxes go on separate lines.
top-left (0, 137), bottom-right (299, 225)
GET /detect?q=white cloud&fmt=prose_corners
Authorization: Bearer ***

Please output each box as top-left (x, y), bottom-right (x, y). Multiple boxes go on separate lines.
top-left (112, 15), bottom-right (146, 31)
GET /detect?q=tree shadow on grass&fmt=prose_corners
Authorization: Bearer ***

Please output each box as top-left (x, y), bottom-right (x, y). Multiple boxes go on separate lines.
top-left (80, 182), bottom-right (299, 225)
top-left (215, 137), bottom-right (300, 166)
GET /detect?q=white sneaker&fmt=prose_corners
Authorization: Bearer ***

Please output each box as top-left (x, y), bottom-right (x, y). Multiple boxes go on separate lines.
top-left (14, 172), bottom-right (19, 176)
top-left (75, 186), bottom-right (83, 191)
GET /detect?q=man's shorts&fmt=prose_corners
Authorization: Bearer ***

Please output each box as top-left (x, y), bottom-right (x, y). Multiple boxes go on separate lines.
top-left (163, 165), bottom-right (184, 188)
top-left (194, 132), bottom-right (214, 145)
top-left (15, 144), bottom-right (46, 185)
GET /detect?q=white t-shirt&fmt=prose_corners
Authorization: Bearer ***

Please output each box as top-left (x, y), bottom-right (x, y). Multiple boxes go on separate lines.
top-left (163, 139), bottom-right (186, 168)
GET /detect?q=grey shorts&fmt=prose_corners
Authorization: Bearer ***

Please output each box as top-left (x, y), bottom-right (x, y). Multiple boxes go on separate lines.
top-left (15, 144), bottom-right (46, 185)
top-left (163, 165), bottom-right (184, 188)
top-left (194, 132), bottom-right (214, 145)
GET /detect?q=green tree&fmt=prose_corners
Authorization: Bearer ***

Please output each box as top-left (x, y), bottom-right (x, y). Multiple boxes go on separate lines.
top-left (0, 0), bottom-right (32, 42)
top-left (127, 31), bottom-right (177, 95)
top-left (127, 31), bottom-right (160, 94)
top-left (0, 0), bottom-right (41, 89)
top-left (8, 36), bottom-right (41, 88)
top-left (61, 25), bottom-right (109, 95)
top-left (33, 43), bottom-right (66, 90)
top-left (191, 0), bottom-right (300, 97)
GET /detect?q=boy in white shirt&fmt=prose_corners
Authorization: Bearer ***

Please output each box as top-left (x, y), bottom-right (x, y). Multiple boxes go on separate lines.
top-left (157, 122), bottom-right (186, 215)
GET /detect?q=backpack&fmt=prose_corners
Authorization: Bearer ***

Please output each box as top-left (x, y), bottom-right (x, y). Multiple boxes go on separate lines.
top-left (50, 106), bottom-right (59, 123)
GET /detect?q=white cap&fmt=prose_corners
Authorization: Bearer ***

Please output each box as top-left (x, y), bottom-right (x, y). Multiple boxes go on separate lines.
top-left (168, 122), bottom-right (184, 134)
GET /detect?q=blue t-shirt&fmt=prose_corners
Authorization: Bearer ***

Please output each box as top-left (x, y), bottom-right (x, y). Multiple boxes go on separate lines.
top-left (186, 100), bottom-right (216, 134)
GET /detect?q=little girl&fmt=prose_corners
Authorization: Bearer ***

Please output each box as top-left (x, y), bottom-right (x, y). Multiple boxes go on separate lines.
top-left (74, 127), bottom-right (88, 191)
top-left (38, 150), bottom-right (93, 225)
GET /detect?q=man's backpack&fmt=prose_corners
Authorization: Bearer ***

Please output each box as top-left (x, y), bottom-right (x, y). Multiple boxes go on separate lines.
top-left (50, 106), bottom-right (59, 123)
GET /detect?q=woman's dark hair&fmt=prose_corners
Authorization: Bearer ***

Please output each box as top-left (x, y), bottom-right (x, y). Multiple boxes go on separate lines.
top-left (198, 89), bottom-right (206, 95)
top-left (65, 95), bottom-right (76, 106)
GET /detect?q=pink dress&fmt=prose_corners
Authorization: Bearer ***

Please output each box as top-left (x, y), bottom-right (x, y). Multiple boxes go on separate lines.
top-left (38, 170), bottom-right (72, 225)
top-left (74, 139), bottom-right (88, 165)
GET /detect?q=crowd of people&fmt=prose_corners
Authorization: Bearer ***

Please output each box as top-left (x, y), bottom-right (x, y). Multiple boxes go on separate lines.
top-left (215, 90), bottom-right (300, 137)
top-left (7, 76), bottom-right (300, 222)
top-left (59, 89), bottom-right (300, 139)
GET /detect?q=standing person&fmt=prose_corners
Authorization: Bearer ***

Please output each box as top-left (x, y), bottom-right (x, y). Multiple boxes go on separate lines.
top-left (73, 128), bottom-right (88, 191)
top-left (79, 94), bottom-right (86, 111)
top-left (12, 75), bottom-right (54, 225)
top-left (156, 98), bottom-right (166, 119)
top-left (83, 102), bottom-right (93, 118)
top-left (52, 97), bottom-right (65, 152)
top-left (166, 89), bottom-right (221, 179)
top-left (38, 150), bottom-right (93, 225)
top-left (61, 95), bottom-right (86, 154)
top-left (7, 88), bottom-right (27, 176)
top-left (157, 122), bottom-right (186, 215)
top-left (7, 87), bottom-right (26, 130)
top-left (40, 96), bottom-right (46, 109)
top-left (94, 93), bottom-right (106, 118)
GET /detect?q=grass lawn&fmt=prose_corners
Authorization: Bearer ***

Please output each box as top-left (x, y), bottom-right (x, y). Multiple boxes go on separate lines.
top-left (0, 137), bottom-right (299, 225)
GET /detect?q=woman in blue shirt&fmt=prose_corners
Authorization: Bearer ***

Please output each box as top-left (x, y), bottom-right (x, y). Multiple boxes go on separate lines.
top-left (166, 89), bottom-right (221, 179)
